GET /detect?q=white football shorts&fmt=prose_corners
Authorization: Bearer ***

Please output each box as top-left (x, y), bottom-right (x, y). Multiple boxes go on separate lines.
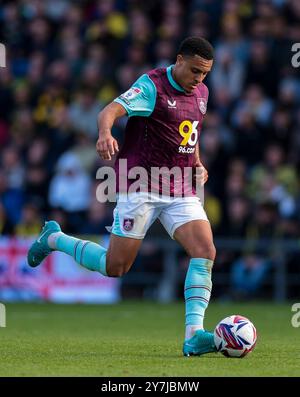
top-left (109, 192), bottom-right (209, 239)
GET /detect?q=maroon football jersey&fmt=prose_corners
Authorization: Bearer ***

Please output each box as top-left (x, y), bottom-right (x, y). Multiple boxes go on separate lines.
top-left (114, 66), bottom-right (209, 196)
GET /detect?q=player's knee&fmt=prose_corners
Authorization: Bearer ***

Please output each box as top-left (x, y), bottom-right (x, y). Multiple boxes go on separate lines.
top-left (107, 268), bottom-right (127, 277)
top-left (207, 243), bottom-right (216, 261)
top-left (106, 266), bottom-right (128, 277)
top-left (106, 259), bottom-right (132, 277)
top-left (190, 242), bottom-right (216, 261)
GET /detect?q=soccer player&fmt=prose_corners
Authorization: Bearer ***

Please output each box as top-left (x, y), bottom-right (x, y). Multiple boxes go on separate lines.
top-left (28, 37), bottom-right (217, 356)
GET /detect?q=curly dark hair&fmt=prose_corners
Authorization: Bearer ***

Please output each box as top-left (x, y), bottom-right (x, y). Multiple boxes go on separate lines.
top-left (178, 37), bottom-right (214, 60)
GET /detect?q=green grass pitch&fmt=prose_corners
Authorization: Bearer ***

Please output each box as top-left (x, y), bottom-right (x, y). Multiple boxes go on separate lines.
top-left (0, 301), bottom-right (299, 377)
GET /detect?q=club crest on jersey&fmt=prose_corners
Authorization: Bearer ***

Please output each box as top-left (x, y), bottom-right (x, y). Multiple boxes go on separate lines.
top-left (123, 218), bottom-right (134, 231)
top-left (197, 98), bottom-right (207, 114)
top-left (119, 87), bottom-right (142, 105)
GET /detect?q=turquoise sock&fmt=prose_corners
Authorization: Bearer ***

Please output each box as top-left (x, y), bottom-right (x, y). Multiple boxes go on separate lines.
top-left (184, 258), bottom-right (213, 328)
top-left (55, 233), bottom-right (107, 276)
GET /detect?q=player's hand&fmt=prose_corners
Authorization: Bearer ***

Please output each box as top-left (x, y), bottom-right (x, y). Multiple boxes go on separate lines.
top-left (96, 133), bottom-right (119, 161)
top-left (194, 161), bottom-right (208, 186)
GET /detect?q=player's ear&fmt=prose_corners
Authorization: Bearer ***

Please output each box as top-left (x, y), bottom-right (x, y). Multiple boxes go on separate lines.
top-left (176, 54), bottom-right (184, 65)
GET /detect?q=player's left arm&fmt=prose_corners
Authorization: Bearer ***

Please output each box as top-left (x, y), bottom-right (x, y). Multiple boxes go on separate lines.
top-left (194, 142), bottom-right (208, 185)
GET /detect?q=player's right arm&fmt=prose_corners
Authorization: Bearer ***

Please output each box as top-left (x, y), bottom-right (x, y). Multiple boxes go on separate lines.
top-left (97, 74), bottom-right (156, 161)
top-left (96, 102), bottom-right (126, 161)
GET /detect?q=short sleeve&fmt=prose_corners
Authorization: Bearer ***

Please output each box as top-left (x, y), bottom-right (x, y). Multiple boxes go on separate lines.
top-left (114, 74), bottom-right (157, 117)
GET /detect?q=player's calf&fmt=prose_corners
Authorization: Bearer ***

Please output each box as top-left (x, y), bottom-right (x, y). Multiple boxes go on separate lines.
top-left (105, 234), bottom-right (142, 277)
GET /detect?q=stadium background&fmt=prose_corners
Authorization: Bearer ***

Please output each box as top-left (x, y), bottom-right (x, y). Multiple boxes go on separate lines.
top-left (0, 0), bottom-right (300, 304)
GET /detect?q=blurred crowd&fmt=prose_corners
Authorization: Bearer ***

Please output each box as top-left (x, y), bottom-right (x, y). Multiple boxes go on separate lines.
top-left (0, 0), bottom-right (300, 297)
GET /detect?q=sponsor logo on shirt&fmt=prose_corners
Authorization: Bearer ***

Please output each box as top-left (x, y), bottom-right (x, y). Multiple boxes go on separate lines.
top-left (167, 99), bottom-right (177, 109)
top-left (119, 87), bottom-right (142, 105)
top-left (178, 120), bottom-right (199, 154)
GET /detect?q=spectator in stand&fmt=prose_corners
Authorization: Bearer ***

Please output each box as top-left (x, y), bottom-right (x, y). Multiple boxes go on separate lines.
top-left (48, 152), bottom-right (92, 231)
top-left (69, 85), bottom-right (103, 139)
top-left (220, 195), bottom-right (251, 238)
top-left (230, 254), bottom-right (271, 300)
top-left (15, 202), bottom-right (42, 237)
top-left (1, 145), bottom-right (25, 190)
top-left (211, 47), bottom-right (245, 101)
top-left (244, 40), bottom-right (278, 98)
top-left (24, 137), bottom-right (51, 212)
top-left (248, 144), bottom-right (298, 219)
top-left (0, 202), bottom-right (14, 236)
top-left (80, 200), bottom-right (113, 236)
top-left (47, 207), bottom-right (73, 234)
top-left (0, 169), bottom-right (24, 227)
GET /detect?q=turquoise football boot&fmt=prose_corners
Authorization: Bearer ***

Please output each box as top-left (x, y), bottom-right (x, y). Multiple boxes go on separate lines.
top-left (27, 221), bottom-right (61, 267)
top-left (183, 330), bottom-right (217, 356)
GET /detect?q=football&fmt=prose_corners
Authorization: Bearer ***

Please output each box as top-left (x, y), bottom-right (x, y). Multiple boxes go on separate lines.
top-left (214, 315), bottom-right (257, 358)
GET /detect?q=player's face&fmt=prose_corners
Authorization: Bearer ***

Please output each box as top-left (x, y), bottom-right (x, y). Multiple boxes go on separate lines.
top-left (175, 54), bottom-right (213, 93)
